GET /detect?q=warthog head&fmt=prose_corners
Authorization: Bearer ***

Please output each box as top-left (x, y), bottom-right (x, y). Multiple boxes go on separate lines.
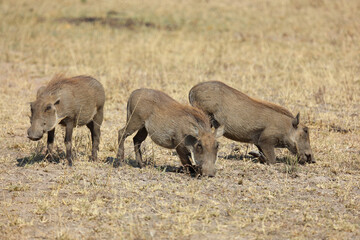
top-left (184, 126), bottom-right (224, 177)
top-left (288, 113), bottom-right (315, 164)
top-left (27, 93), bottom-right (60, 141)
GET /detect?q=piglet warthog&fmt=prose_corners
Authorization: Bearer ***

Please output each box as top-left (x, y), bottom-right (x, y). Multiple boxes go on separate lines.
top-left (189, 81), bottom-right (314, 164)
top-left (116, 88), bottom-right (224, 177)
top-left (27, 75), bottom-right (105, 166)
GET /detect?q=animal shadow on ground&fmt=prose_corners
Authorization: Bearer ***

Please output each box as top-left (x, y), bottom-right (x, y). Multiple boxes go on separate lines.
top-left (220, 151), bottom-right (306, 165)
top-left (105, 156), bottom-right (200, 177)
top-left (153, 164), bottom-right (201, 178)
top-left (17, 151), bottom-right (64, 167)
top-left (220, 153), bottom-right (259, 162)
top-left (105, 157), bottom-right (135, 168)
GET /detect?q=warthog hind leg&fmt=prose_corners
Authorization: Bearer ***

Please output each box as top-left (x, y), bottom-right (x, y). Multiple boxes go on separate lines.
top-left (87, 108), bottom-right (103, 162)
top-left (133, 127), bottom-right (148, 168)
top-left (64, 121), bottom-right (74, 166)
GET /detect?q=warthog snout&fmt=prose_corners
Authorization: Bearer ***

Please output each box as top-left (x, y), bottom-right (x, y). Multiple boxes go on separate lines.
top-left (27, 127), bottom-right (44, 141)
top-left (201, 163), bottom-right (216, 177)
top-left (292, 114), bottom-right (315, 165)
top-left (298, 152), bottom-right (315, 164)
top-left (306, 153), bottom-right (315, 163)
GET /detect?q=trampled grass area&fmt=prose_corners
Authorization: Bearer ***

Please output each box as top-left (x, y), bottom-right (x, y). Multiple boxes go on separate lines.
top-left (0, 0), bottom-right (359, 239)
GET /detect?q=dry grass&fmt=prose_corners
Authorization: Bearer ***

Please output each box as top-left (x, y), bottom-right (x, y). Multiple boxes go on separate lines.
top-left (0, 0), bottom-right (359, 239)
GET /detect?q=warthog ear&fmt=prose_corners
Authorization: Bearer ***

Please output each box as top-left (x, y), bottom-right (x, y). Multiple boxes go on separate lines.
top-left (36, 86), bottom-right (46, 98)
top-left (214, 125), bottom-right (225, 138)
top-left (184, 135), bottom-right (198, 147)
top-left (29, 102), bottom-right (34, 114)
top-left (54, 98), bottom-right (60, 105)
top-left (292, 113), bottom-right (300, 128)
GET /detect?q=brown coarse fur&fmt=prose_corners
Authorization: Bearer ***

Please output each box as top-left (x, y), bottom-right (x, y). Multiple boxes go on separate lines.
top-left (27, 75), bottom-right (105, 166)
top-left (250, 96), bottom-right (294, 119)
top-left (116, 88), bottom-right (223, 176)
top-left (181, 105), bottom-right (211, 128)
top-left (42, 74), bottom-right (103, 96)
top-left (124, 89), bottom-right (210, 131)
top-left (189, 81), bottom-right (314, 164)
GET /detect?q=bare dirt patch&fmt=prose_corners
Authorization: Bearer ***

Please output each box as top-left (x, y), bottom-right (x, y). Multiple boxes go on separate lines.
top-left (56, 16), bottom-right (178, 31)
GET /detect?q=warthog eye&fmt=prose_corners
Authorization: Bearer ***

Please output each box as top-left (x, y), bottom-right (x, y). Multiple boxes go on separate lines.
top-left (45, 105), bottom-right (52, 112)
top-left (215, 142), bottom-right (219, 149)
top-left (303, 127), bottom-right (308, 134)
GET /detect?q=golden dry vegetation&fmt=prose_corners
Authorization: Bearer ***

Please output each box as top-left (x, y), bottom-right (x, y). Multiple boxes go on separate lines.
top-left (0, 0), bottom-right (359, 239)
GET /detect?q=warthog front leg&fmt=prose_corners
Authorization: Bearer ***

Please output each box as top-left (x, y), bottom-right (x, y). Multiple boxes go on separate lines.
top-left (64, 121), bottom-right (74, 166)
top-left (176, 146), bottom-right (196, 174)
top-left (46, 128), bottom-right (55, 161)
top-left (256, 144), bottom-right (276, 164)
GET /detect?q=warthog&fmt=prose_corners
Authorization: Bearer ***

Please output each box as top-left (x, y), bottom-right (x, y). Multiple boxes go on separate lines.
top-left (27, 75), bottom-right (105, 166)
top-left (189, 81), bottom-right (314, 164)
top-left (116, 88), bottom-right (224, 177)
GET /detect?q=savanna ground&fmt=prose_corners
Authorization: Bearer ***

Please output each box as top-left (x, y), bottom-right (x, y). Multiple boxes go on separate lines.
top-left (0, 0), bottom-right (359, 239)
